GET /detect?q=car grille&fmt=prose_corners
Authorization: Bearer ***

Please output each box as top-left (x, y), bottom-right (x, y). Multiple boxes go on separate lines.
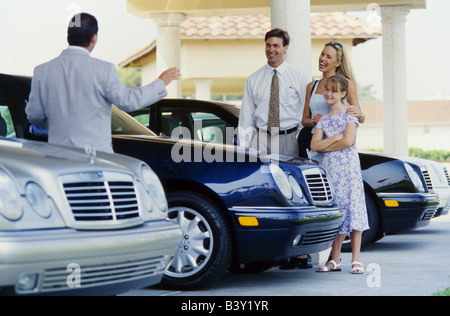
top-left (420, 168), bottom-right (433, 190)
top-left (40, 256), bottom-right (168, 293)
top-left (301, 227), bottom-right (340, 246)
top-left (421, 209), bottom-right (437, 221)
top-left (444, 167), bottom-right (450, 186)
top-left (60, 172), bottom-right (141, 227)
top-left (303, 168), bottom-right (334, 205)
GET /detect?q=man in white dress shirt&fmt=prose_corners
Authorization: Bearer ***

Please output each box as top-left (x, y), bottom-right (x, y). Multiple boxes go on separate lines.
top-left (238, 29), bottom-right (308, 156)
top-left (26, 13), bottom-right (180, 153)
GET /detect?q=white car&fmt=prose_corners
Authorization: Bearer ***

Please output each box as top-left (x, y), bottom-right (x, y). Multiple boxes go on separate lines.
top-left (0, 138), bottom-right (181, 296)
top-left (405, 157), bottom-right (450, 218)
top-left (426, 160), bottom-right (450, 217)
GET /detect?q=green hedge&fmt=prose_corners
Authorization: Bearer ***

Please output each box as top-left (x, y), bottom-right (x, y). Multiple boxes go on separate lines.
top-left (363, 148), bottom-right (450, 162)
top-left (409, 147), bottom-right (450, 162)
top-left (433, 287), bottom-right (450, 296)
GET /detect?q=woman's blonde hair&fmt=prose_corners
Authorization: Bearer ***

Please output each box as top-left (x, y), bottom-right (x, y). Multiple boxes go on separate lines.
top-left (325, 41), bottom-right (356, 91)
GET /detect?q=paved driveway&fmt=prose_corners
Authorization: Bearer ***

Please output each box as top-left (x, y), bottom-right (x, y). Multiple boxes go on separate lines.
top-left (122, 215), bottom-right (450, 297)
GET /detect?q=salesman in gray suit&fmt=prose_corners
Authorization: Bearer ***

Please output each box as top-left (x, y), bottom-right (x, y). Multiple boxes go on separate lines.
top-left (26, 12), bottom-right (180, 153)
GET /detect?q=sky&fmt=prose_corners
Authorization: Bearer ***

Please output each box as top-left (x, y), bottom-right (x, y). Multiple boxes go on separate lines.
top-left (0, 0), bottom-right (449, 101)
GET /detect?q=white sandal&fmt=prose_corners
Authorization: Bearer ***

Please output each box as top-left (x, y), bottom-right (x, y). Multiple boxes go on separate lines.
top-left (351, 262), bottom-right (364, 274)
top-left (316, 260), bottom-right (341, 273)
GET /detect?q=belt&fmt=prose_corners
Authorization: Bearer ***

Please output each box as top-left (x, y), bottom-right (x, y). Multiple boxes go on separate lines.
top-left (259, 126), bottom-right (299, 135)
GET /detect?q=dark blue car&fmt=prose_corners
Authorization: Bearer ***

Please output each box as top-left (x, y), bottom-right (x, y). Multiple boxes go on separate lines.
top-left (129, 98), bottom-right (441, 252)
top-left (1, 73), bottom-right (344, 290)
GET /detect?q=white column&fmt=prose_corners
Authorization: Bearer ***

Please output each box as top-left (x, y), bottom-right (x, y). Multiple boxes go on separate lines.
top-left (195, 79), bottom-right (213, 101)
top-left (380, 5), bottom-right (410, 156)
top-left (272, 0), bottom-right (316, 265)
top-left (271, 0), bottom-right (312, 78)
top-left (151, 12), bottom-right (186, 98)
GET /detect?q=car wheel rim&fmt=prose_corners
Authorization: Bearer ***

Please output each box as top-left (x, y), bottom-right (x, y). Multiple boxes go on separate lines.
top-left (166, 207), bottom-right (214, 278)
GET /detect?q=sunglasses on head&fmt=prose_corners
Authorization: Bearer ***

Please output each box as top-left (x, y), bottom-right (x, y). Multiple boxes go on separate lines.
top-left (330, 41), bottom-right (343, 49)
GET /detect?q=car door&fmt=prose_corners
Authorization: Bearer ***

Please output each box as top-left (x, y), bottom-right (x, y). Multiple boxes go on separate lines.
top-left (0, 83), bottom-right (30, 140)
top-left (130, 101), bottom-right (238, 145)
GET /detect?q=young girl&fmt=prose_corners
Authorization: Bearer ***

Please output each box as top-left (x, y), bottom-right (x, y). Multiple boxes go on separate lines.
top-left (311, 75), bottom-right (369, 274)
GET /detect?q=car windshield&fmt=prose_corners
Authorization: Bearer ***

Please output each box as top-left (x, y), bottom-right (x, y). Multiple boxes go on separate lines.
top-left (111, 106), bottom-right (156, 136)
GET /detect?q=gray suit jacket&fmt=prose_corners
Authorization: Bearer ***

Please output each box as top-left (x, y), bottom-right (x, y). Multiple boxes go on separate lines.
top-left (26, 47), bottom-right (167, 153)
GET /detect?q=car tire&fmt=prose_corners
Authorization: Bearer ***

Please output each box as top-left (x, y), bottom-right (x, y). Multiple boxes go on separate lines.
top-left (342, 192), bottom-right (380, 252)
top-left (161, 191), bottom-right (232, 290)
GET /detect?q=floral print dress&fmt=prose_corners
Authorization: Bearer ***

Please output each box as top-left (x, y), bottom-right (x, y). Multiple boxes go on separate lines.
top-left (316, 110), bottom-right (369, 234)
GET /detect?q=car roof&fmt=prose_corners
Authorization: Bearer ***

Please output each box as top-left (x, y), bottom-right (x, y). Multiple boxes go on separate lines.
top-left (152, 98), bottom-right (241, 117)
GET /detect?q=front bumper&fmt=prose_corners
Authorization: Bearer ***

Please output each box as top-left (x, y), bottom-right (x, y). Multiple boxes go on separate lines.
top-left (433, 187), bottom-right (450, 217)
top-left (229, 206), bottom-right (344, 263)
top-left (0, 220), bottom-right (181, 296)
top-left (378, 192), bottom-right (440, 233)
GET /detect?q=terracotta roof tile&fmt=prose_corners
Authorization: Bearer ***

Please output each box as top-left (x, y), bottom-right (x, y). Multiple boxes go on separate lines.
top-left (180, 13), bottom-right (380, 38)
top-left (119, 13), bottom-right (380, 67)
top-left (180, 15), bottom-right (271, 38)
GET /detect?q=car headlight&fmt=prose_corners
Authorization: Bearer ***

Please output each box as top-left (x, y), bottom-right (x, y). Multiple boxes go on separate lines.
top-left (404, 163), bottom-right (425, 192)
top-left (137, 181), bottom-right (153, 212)
top-left (431, 165), bottom-right (449, 187)
top-left (141, 164), bottom-right (168, 211)
top-left (26, 182), bottom-right (53, 218)
top-left (0, 167), bottom-right (24, 221)
top-left (289, 175), bottom-right (303, 199)
top-left (269, 163), bottom-right (293, 200)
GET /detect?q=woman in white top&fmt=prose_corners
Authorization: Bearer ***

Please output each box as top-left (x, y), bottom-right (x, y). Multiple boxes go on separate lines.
top-left (302, 41), bottom-right (366, 163)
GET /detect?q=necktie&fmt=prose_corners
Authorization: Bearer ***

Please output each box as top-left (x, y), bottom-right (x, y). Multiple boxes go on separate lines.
top-left (268, 69), bottom-right (279, 135)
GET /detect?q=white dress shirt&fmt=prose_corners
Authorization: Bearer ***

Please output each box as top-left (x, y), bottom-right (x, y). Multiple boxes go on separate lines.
top-left (238, 61), bottom-right (308, 147)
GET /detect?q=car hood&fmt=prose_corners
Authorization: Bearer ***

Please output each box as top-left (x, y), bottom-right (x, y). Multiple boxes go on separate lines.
top-left (405, 156), bottom-right (450, 189)
top-left (0, 138), bottom-right (134, 189)
top-left (113, 134), bottom-right (319, 167)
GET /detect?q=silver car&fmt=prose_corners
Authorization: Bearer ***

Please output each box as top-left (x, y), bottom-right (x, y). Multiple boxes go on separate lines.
top-left (405, 157), bottom-right (450, 218)
top-left (428, 160), bottom-right (450, 217)
top-left (0, 138), bottom-right (181, 296)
